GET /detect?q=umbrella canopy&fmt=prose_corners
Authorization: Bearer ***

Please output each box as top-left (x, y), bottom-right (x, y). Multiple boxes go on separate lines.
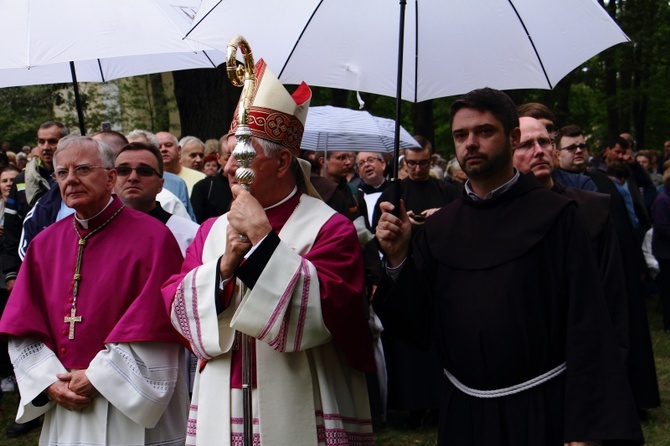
top-left (301, 106), bottom-right (419, 153)
top-left (186, 0), bottom-right (629, 103)
top-left (0, 0), bottom-right (226, 133)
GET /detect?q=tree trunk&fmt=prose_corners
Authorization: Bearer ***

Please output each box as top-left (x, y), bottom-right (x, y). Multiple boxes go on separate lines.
top-left (412, 100), bottom-right (434, 150)
top-left (172, 66), bottom-right (242, 140)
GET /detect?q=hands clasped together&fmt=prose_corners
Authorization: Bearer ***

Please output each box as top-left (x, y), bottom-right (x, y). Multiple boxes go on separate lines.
top-left (46, 370), bottom-right (99, 412)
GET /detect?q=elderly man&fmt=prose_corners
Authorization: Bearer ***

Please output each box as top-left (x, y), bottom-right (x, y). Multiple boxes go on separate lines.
top-left (375, 88), bottom-right (642, 445)
top-left (0, 135), bottom-right (188, 445)
top-left (356, 151), bottom-right (388, 228)
top-left (163, 59), bottom-right (374, 445)
top-left (114, 141), bottom-right (198, 255)
top-left (156, 131), bottom-right (205, 195)
top-left (179, 136), bottom-right (206, 172)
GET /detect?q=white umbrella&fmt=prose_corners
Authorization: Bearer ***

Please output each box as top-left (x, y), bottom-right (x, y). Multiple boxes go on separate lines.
top-left (0, 0), bottom-right (226, 133)
top-left (302, 106), bottom-right (419, 153)
top-left (185, 0), bottom-right (629, 102)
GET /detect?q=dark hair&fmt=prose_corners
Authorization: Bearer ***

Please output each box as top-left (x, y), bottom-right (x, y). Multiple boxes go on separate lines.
top-left (117, 142), bottom-right (164, 177)
top-left (413, 135), bottom-right (434, 154)
top-left (606, 160), bottom-right (630, 180)
top-left (1, 165), bottom-right (20, 175)
top-left (517, 102), bottom-right (556, 124)
top-left (39, 121), bottom-right (69, 138)
top-left (608, 135), bottom-right (629, 150)
top-left (450, 88), bottom-right (519, 137)
top-left (555, 125), bottom-right (584, 150)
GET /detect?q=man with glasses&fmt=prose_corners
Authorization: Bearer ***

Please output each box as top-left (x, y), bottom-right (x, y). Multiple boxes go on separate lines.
top-left (372, 137), bottom-right (458, 429)
top-left (558, 124), bottom-right (661, 413)
top-left (0, 135), bottom-right (189, 445)
top-left (356, 152), bottom-right (388, 228)
top-left (115, 142), bottom-right (198, 256)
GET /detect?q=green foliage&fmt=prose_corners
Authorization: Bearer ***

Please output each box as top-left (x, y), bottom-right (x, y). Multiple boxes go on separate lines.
top-left (0, 85), bottom-right (60, 148)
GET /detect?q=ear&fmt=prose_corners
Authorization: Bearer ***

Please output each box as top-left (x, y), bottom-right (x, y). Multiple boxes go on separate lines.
top-left (276, 150), bottom-right (294, 179)
top-left (106, 168), bottom-right (118, 191)
top-left (509, 127), bottom-right (521, 150)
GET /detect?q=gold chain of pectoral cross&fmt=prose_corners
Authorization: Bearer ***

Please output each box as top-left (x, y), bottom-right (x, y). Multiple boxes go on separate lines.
top-left (64, 205), bottom-right (125, 340)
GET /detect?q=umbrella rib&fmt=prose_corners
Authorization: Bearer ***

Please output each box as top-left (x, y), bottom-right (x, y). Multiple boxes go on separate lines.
top-left (202, 50), bottom-right (217, 68)
top-left (185, 0), bottom-right (223, 39)
top-left (506, 0), bottom-right (553, 89)
top-left (97, 59), bottom-right (106, 82)
top-left (278, 0), bottom-right (325, 78)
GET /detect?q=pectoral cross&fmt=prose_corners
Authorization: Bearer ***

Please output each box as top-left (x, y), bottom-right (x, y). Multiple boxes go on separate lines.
top-left (64, 307), bottom-right (82, 340)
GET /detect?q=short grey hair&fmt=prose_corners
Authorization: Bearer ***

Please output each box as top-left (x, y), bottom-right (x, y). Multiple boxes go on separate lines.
top-left (254, 137), bottom-right (285, 159)
top-left (55, 135), bottom-right (116, 168)
top-left (179, 136), bottom-right (205, 153)
top-left (126, 129), bottom-right (159, 149)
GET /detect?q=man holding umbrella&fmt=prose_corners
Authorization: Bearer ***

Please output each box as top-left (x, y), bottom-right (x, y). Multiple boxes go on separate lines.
top-left (375, 88), bottom-right (643, 445)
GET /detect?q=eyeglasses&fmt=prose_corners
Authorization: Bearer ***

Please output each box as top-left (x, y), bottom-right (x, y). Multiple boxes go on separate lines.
top-left (356, 156), bottom-right (380, 168)
top-left (406, 159), bottom-right (430, 168)
top-left (115, 166), bottom-right (160, 178)
top-left (53, 165), bottom-right (109, 181)
top-left (560, 143), bottom-right (588, 152)
top-left (517, 138), bottom-right (553, 151)
top-left (38, 138), bottom-right (59, 146)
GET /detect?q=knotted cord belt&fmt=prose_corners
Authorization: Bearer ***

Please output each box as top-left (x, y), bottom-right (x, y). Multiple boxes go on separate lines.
top-left (444, 362), bottom-right (566, 398)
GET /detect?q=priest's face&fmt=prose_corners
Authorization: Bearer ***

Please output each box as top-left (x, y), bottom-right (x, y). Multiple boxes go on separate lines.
top-left (54, 141), bottom-right (117, 220)
top-left (513, 117), bottom-right (554, 182)
top-left (356, 152), bottom-right (386, 187)
top-left (114, 148), bottom-right (164, 212)
top-left (452, 108), bottom-right (518, 181)
top-left (405, 147), bottom-right (432, 182)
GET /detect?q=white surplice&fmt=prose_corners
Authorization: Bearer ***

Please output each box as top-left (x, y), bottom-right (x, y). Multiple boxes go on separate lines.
top-left (9, 338), bottom-right (189, 446)
top-left (171, 194), bottom-right (373, 446)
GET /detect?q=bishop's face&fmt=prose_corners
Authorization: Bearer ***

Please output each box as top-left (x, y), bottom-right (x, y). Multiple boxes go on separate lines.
top-left (54, 142), bottom-right (116, 220)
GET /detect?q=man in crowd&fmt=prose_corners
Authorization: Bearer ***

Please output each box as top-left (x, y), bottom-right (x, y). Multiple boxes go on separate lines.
top-left (2, 121), bottom-right (67, 294)
top-left (156, 131), bottom-right (205, 195)
top-left (374, 87), bottom-right (642, 444)
top-left (179, 136), bottom-right (206, 172)
top-left (163, 59), bottom-right (374, 445)
top-left (372, 136), bottom-right (459, 429)
top-left (114, 141), bottom-right (198, 255)
top-left (556, 125), bottom-right (661, 413)
top-left (190, 135), bottom-right (233, 223)
top-left (512, 116), bottom-right (629, 363)
top-left (356, 151), bottom-right (388, 228)
top-left (0, 135), bottom-right (188, 444)
top-left (126, 129), bottom-right (195, 220)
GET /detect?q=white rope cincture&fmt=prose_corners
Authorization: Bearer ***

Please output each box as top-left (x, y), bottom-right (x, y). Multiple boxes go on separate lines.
top-left (444, 362), bottom-right (566, 399)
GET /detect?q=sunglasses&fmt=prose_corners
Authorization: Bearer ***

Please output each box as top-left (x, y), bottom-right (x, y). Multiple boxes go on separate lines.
top-left (115, 166), bottom-right (160, 177)
top-left (561, 143), bottom-right (588, 152)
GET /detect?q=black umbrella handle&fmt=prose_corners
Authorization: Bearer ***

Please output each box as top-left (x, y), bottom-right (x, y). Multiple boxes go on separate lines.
top-left (385, 178), bottom-right (402, 217)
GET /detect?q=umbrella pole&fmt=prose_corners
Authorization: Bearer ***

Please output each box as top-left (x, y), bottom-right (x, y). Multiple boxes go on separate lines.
top-left (385, 0), bottom-right (407, 215)
top-left (69, 62), bottom-right (86, 135)
top-left (393, 0), bottom-right (407, 179)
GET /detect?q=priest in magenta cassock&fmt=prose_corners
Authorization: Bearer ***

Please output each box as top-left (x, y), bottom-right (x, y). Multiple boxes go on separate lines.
top-left (0, 135), bottom-right (189, 445)
top-left (162, 59), bottom-right (375, 446)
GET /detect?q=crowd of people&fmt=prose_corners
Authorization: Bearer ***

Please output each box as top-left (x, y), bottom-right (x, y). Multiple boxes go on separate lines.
top-left (0, 59), bottom-right (666, 445)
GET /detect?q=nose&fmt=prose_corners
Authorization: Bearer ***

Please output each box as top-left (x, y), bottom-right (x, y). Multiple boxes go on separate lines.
top-left (223, 154), bottom-right (238, 178)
